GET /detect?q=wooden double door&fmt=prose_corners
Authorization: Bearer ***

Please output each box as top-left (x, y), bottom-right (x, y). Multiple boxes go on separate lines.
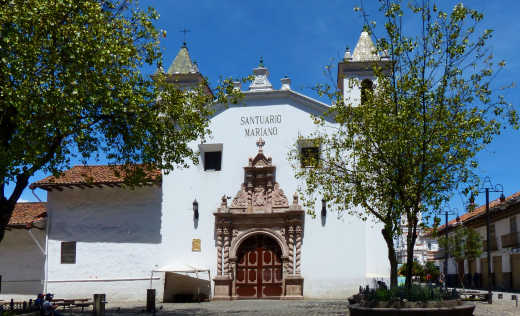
top-left (236, 234), bottom-right (283, 299)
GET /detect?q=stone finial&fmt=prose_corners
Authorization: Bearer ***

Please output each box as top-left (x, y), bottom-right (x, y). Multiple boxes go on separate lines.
top-left (381, 50), bottom-right (390, 61)
top-left (293, 193), bottom-right (299, 205)
top-left (191, 61), bottom-right (199, 73)
top-left (232, 81), bottom-right (241, 92)
top-left (221, 195), bottom-right (228, 208)
top-left (256, 137), bottom-right (265, 153)
top-left (249, 62), bottom-right (273, 91)
top-left (280, 76), bottom-right (291, 90)
top-left (343, 47), bottom-right (352, 61)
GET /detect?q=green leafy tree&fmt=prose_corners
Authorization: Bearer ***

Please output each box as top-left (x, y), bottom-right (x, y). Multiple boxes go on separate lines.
top-left (423, 261), bottom-right (440, 283)
top-left (436, 225), bottom-right (482, 287)
top-left (398, 261), bottom-right (424, 278)
top-left (292, 0), bottom-right (516, 291)
top-left (0, 0), bottom-right (237, 242)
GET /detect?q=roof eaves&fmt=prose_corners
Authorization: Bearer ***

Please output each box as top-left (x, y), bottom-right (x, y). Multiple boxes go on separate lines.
top-left (240, 89), bottom-right (330, 112)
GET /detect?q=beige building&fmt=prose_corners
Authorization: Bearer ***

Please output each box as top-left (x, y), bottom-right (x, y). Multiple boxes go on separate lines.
top-left (436, 191), bottom-right (520, 291)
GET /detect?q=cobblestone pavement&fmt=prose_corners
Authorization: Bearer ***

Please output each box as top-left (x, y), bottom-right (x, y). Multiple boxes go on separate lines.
top-left (473, 299), bottom-right (520, 316)
top-left (77, 298), bottom-right (520, 315)
top-left (102, 300), bottom-right (349, 316)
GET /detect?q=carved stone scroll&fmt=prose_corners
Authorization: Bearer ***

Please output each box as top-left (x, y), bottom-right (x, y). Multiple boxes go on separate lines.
top-left (253, 187), bottom-right (266, 207)
top-left (231, 184), bottom-right (249, 208)
top-left (272, 183), bottom-right (289, 207)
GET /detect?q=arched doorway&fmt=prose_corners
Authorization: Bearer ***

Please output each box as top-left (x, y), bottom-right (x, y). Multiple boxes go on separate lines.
top-left (235, 234), bottom-right (283, 299)
top-left (212, 139), bottom-right (304, 300)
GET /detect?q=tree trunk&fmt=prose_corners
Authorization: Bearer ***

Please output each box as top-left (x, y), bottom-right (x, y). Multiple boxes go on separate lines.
top-left (0, 177), bottom-right (27, 244)
top-left (405, 217), bottom-right (418, 291)
top-left (382, 223), bottom-right (398, 288)
top-left (0, 198), bottom-right (16, 243)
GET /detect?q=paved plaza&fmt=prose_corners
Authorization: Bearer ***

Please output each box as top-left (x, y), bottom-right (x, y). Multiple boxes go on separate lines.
top-left (88, 298), bottom-right (520, 316)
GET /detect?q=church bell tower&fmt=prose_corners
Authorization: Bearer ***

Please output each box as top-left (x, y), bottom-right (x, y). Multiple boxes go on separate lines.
top-left (157, 43), bottom-right (213, 97)
top-left (337, 31), bottom-right (390, 106)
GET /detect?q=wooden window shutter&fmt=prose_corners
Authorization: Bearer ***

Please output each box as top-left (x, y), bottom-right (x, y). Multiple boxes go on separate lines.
top-left (61, 241), bottom-right (76, 264)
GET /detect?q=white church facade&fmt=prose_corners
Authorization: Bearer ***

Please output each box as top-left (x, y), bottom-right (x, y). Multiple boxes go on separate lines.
top-left (1, 32), bottom-right (389, 302)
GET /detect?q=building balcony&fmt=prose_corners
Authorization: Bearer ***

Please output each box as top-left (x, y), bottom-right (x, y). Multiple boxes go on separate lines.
top-left (483, 238), bottom-right (498, 251)
top-left (433, 250), bottom-right (446, 260)
top-left (501, 232), bottom-right (520, 248)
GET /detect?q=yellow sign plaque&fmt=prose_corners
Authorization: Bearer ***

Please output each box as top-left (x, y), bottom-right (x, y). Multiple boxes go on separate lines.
top-left (192, 238), bottom-right (201, 252)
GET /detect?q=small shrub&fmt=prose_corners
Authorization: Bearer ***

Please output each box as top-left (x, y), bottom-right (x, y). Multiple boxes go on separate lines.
top-left (365, 285), bottom-right (445, 302)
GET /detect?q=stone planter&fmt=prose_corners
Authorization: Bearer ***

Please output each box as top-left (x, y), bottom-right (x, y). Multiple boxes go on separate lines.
top-left (348, 302), bottom-right (475, 316)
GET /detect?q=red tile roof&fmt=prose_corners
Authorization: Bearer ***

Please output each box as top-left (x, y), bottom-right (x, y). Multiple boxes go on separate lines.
top-left (8, 202), bottom-right (47, 228)
top-left (29, 165), bottom-right (161, 190)
top-left (437, 191), bottom-right (520, 232)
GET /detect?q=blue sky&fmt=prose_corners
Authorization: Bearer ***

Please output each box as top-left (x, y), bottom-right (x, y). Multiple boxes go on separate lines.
top-left (19, 1), bottom-right (520, 223)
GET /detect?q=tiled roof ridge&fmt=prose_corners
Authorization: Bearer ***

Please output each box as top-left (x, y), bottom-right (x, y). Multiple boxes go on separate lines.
top-left (15, 201), bottom-right (46, 204)
top-left (437, 191), bottom-right (520, 232)
top-left (8, 202), bottom-right (47, 227)
top-left (29, 164), bottom-right (161, 190)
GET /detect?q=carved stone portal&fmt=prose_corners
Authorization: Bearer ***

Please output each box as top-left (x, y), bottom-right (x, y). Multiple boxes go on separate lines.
top-left (213, 138), bottom-right (304, 300)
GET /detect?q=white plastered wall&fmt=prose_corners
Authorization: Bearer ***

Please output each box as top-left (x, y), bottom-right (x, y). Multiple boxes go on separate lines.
top-left (42, 92), bottom-right (389, 301)
top-left (46, 185), bottom-right (164, 302)
top-left (161, 95), bottom-right (389, 298)
top-left (0, 228), bottom-right (45, 299)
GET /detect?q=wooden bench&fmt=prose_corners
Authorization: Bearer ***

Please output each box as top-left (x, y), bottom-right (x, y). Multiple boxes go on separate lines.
top-left (60, 299), bottom-right (93, 313)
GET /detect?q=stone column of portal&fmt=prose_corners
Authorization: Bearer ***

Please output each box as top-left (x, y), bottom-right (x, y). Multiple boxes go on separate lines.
top-left (216, 227), bottom-right (223, 275)
top-left (223, 227), bottom-right (230, 276)
top-left (295, 225), bottom-right (302, 275)
top-left (288, 226), bottom-right (295, 275)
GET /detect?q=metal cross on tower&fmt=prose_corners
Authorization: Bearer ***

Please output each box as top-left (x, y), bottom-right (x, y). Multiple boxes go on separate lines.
top-left (256, 137), bottom-right (265, 153)
top-left (180, 28), bottom-right (190, 46)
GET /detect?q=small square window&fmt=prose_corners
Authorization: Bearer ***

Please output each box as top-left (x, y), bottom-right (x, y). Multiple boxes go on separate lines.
top-left (204, 151), bottom-right (222, 171)
top-left (300, 147), bottom-right (320, 168)
top-left (61, 241), bottom-right (76, 264)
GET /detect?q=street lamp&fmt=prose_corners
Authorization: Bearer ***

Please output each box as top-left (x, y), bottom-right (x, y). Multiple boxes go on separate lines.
top-left (440, 208), bottom-right (456, 292)
top-left (477, 177), bottom-right (505, 304)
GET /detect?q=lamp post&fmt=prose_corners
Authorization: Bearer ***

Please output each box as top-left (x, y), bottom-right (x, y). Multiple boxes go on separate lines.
top-left (441, 208), bottom-right (456, 292)
top-left (478, 177), bottom-right (505, 304)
